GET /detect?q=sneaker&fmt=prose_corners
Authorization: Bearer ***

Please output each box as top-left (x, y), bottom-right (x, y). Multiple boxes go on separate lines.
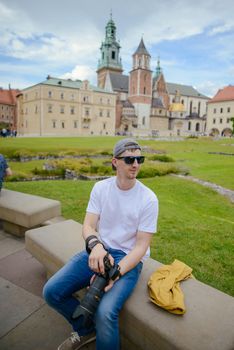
top-left (58, 332), bottom-right (96, 350)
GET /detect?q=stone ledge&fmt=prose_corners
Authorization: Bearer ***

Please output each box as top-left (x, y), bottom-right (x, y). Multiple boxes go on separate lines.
top-left (0, 189), bottom-right (61, 236)
top-left (25, 220), bottom-right (234, 350)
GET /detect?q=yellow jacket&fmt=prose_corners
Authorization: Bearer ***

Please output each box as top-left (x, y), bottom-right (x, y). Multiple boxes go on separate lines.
top-left (148, 259), bottom-right (193, 315)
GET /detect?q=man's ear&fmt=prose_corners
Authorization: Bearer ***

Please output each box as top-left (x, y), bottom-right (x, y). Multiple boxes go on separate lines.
top-left (112, 158), bottom-right (117, 171)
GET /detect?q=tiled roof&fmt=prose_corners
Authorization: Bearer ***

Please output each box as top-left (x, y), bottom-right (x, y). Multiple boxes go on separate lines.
top-left (133, 38), bottom-right (150, 56)
top-left (122, 99), bottom-right (134, 108)
top-left (166, 82), bottom-right (209, 99)
top-left (208, 85), bottom-right (234, 103)
top-left (0, 89), bottom-right (20, 105)
top-left (109, 73), bottom-right (129, 92)
top-left (151, 98), bottom-right (165, 108)
top-left (24, 77), bottom-right (110, 93)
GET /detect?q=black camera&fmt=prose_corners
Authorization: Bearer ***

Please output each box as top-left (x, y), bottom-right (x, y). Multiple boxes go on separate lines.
top-left (72, 254), bottom-right (121, 328)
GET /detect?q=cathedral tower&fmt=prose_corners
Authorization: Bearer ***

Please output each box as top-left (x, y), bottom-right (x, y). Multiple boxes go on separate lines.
top-left (97, 15), bottom-right (123, 88)
top-left (128, 38), bottom-right (152, 129)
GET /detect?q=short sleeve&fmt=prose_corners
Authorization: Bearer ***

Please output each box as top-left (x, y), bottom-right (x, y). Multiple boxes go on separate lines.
top-left (86, 183), bottom-right (101, 215)
top-left (138, 198), bottom-right (159, 233)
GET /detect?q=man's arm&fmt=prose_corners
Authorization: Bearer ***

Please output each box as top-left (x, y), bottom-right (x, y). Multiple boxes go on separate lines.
top-left (105, 230), bottom-right (152, 291)
top-left (82, 212), bottom-right (114, 274)
top-left (5, 167), bottom-right (12, 176)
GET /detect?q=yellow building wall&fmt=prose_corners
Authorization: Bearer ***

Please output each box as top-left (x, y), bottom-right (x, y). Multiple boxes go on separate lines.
top-left (18, 83), bottom-right (116, 136)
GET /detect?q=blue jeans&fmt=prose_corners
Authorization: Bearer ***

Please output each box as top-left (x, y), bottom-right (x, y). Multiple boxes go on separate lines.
top-left (43, 248), bottom-right (143, 350)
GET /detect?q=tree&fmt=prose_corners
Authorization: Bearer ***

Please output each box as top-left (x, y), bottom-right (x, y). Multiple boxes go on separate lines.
top-left (231, 117), bottom-right (234, 136)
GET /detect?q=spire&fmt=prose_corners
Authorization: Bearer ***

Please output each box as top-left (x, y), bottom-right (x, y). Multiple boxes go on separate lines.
top-left (154, 56), bottom-right (162, 79)
top-left (133, 38), bottom-right (150, 56)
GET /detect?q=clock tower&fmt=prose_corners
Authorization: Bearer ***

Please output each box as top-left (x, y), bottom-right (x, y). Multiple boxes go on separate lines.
top-left (97, 15), bottom-right (123, 88)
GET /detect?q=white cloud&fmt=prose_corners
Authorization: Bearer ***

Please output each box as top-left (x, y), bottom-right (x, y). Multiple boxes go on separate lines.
top-left (61, 65), bottom-right (96, 84)
top-left (0, 0), bottom-right (233, 91)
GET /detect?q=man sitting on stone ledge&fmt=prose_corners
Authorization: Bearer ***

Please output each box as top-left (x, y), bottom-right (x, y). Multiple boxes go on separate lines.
top-left (0, 154), bottom-right (12, 192)
top-left (43, 138), bottom-right (159, 350)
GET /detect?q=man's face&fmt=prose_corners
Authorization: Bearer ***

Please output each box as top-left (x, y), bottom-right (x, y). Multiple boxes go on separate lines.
top-left (112, 149), bottom-right (142, 180)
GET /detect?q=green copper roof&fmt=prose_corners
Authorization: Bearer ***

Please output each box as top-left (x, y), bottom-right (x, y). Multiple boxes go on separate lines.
top-left (97, 16), bottom-right (122, 71)
top-left (154, 57), bottom-right (162, 79)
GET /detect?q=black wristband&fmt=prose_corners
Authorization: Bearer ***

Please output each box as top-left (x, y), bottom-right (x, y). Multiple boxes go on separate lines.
top-left (85, 235), bottom-right (98, 254)
top-left (85, 235), bottom-right (106, 254)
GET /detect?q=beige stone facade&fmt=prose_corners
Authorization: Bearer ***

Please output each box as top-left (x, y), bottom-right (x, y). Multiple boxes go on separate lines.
top-left (207, 100), bottom-right (234, 136)
top-left (17, 77), bottom-right (116, 137)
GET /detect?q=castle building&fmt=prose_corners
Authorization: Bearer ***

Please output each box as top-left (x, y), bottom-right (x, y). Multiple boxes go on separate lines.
top-left (17, 77), bottom-right (116, 136)
top-left (206, 85), bottom-right (234, 137)
top-left (0, 87), bottom-right (20, 130)
top-left (98, 16), bottom-right (210, 137)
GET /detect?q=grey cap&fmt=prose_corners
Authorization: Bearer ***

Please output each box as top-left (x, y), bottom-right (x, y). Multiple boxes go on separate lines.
top-left (113, 138), bottom-right (141, 157)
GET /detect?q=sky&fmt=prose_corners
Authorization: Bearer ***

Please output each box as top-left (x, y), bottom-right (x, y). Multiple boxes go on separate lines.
top-left (0, 0), bottom-right (234, 97)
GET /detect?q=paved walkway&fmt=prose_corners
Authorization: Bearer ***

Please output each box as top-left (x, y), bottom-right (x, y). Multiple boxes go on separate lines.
top-left (174, 175), bottom-right (234, 203)
top-left (0, 223), bottom-right (95, 350)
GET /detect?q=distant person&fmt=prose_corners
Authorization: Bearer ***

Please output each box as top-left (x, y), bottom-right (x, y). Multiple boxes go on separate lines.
top-left (0, 154), bottom-right (12, 192)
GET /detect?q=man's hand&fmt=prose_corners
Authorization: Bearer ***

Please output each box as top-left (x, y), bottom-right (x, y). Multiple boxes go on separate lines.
top-left (104, 277), bottom-right (120, 292)
top-left (88, 244), bottom-right (114, 274)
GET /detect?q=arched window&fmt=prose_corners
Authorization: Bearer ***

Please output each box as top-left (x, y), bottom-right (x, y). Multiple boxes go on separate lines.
top-left (188, 121), bottom-right (191, 130)
top-left (196, 123), bottom-right (200, 131)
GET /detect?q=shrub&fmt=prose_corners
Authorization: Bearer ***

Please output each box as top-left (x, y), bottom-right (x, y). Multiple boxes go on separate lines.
top-left (148, 154), bottom-right (175, 162)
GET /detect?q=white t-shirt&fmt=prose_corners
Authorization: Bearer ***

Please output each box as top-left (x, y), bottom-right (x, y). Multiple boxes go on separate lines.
top-left (86, 177), bottom-right (158, 260)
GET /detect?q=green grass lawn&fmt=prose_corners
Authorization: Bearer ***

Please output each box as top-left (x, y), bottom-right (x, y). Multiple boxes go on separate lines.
top-left (1, 136), bottom-right (234, 188)
top-left (1, 136), bottom-right (234, 296)
top-left (5, 176), bottom-right (234, 297)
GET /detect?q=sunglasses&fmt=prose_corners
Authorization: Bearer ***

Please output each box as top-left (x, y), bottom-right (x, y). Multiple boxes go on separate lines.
top-left (116, 156), bottom-right (145, 165)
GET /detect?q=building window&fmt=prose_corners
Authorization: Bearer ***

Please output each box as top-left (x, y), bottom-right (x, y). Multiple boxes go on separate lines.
top-left (35, 105), bottom-right (38, 114)
top-left (103, 122), bottom-right (106, 130)
top-left (159, 109), bottom-right (162, 114)
top-left (74, 121), bottom-right (78, 128)
top-left (198, 102), bottom-right (201, 117)
top-left (220, 118), bottom-right (223, 124)
top-left (142, 116), bottom-right (145, 125)
top-left (107, 99), bottom-right (110, 104)
top-left (83, 96), bottom-right (89, 102)
top-left (48, 105), bottom-right (52, 113)
top-left (85, 108), bottom-right (90, 116)
top-left (70, 107), bottom-right (75, 115)
top-left (60, 106), bottom-right (64, 114)
top-left (112, 51), bottom-right (115, 59)
top-left (213, 118), bottom-right (216, 124)
top-left (190, 101), bottom-right (192, 115)
top-left (181, 99), bottom-right (184, 105)
top-left (143, 87), bottom-right (146, 95)
top-left (196, 123), bottom-right (200, 131)
top-left (100, 98), bottom-right (103, 104)
top-left (213, 108), bottom-right (216, 113)
top-left (107, 110), bottom-right (110, 117)
top-left (220, 108), bottom-right (223, 113)
top-left (61, 93), bottom-right (64, 99)
top-left (48, 91), bottom-right (52, 98)
top-left (227, 118), bottom-right (230, 123)
top-left (61, 122), bottom-right (65, 128)
top-left (52, 120), bottom-right (56, 128)
top-left (99, 110), bottom-right (103, 117)
top-left (188, 121), bottom-right (191, 130)
top-left (227, 107), bottom-right (231, 113)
